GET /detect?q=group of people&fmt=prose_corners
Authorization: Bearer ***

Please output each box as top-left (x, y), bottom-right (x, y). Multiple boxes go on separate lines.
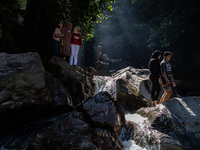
top-left (53, 22), bottom-right (175, 106)
top-left (53, 21), bottom-right (82, 66)
top-left (149, 50), bottom-right (176, 106)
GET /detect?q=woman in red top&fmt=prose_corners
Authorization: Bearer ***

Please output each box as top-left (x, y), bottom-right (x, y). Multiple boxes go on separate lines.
top-left (70, 26), bottom-right (82, 66)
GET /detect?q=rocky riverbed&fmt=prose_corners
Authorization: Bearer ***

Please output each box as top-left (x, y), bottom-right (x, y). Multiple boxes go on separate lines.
top-left (0, 52), bottom-right (199, 150)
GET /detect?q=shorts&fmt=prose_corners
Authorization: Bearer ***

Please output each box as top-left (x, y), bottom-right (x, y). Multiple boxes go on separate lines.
top-left (162, 84), bottom-right (172, 90)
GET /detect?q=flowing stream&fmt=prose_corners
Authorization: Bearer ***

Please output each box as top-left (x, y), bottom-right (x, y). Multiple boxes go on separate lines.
top-left (93, 75), bottom-right (162, 150)
top-left (93, 75), bottom-right (151, 150)
top-left (1, 74), bottom-right (158, 150)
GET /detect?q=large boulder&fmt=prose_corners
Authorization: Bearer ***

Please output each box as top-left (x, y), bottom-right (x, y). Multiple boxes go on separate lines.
top-left (93, 66), bottom-right (155, 112)
top-left (95, 61), bottom-right (109, 76)
top-left (0, 53), bottom-right (72, 111)
top-left (114, 67), bottom-right (155, 112)
top-left (128, 97), bottom-right (200, 150)
top-left (0, 52), bottom-right (45, 110)
top-left (0, 92), bottom-right (125, 150)
top-left (47, 56), bottom-right (95, 106)
top-left (0, 52), bottom-right (73, 133)
top-left (78, 91), bottom-right (126, 134)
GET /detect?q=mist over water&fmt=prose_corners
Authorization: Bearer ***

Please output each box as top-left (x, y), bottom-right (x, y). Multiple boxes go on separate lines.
top-left (79, 0), bottom-right (153, 70)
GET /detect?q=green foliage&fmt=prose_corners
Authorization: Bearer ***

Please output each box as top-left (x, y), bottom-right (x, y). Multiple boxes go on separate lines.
top-left (134, 0), bottom-right (200, 49)
top-left (54, 0), bottom-right (116, 40)
top-left (86, 0), bottom-right (200, 86)
top-left (92, 0), bottom-right (152, 68)
top-left (131, 0), bottom-right (200, 84)
top-left (0, 0), bottom-right (115, 54)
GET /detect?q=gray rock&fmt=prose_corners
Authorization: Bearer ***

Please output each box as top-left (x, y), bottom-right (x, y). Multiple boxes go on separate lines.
top-left (133, 97), bottom-right (200, 150)
top-left (78, 92), bottom-right (126, 134)
top-left (48, 56), bottom-right (95, 106)
top-left (95, 61), bottom-right (109, 76)
top-left (0, 53), bottom-right (72, 112)
top-left (0, 52), bottom-right (45, 112)
top-left (93, 66), bottom-right (153, 112)
top-left (0, 52), bottom-right (73, 133)
top-left (0, 100), bottom-right (124, 150)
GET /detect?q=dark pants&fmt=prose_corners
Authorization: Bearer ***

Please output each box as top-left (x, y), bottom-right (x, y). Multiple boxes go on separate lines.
top-left (150, 77), bottom-right (161, 101)
top-left (53, 39), bottom-right (60, 56)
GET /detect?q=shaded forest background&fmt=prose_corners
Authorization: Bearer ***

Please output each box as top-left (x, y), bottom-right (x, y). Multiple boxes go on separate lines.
top-left (1, 0), bottom-right (200, 95)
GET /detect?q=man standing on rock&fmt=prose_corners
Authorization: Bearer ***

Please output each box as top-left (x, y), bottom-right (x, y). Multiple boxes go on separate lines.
top-left (159, 51), bottom-right (176, 104)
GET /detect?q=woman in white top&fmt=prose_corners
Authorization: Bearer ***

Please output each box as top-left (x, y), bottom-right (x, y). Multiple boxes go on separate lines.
top-left (53, 21), bottom-right (64, 56)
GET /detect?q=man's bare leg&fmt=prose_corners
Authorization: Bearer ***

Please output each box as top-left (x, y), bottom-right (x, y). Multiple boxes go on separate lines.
top-left (152, 100), bottom-right (158, 106)
top-left (160, 89), bottom-right (172, 104)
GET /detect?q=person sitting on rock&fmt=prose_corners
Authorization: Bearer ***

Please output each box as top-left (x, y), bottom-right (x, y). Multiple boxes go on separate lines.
top-left (100, 54), bottom-right (121, 63)
top-left (101, 53), bottom-right (109, 62)
top-left (159, 51), bottom-right (176, 104)
top-left (148, 50), bottom-right (162, 106)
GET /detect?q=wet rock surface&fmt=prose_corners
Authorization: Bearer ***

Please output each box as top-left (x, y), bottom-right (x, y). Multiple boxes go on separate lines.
top-left (78, 92), bottom-right (126, 134)
top-left (130, 97), bottom-right (200, 150)
top-left (114, 67), bottom-right (154, 112)
top-left (94, 66), bottom-right (154, 112)
top-left (0, 52), bottom-right (125, 150)
top-left (0, 92), bottom-right (125, 150)
top-left (0, 53), bottom-right (73, 134)
top-left (47, 56), bottom-right (95, 106)
top-left (1, 52), bottom-right (199, 150)
top-left (0, 53), bottom-right (73, 111)
top-left (95, 61), bottom-right (109, 76)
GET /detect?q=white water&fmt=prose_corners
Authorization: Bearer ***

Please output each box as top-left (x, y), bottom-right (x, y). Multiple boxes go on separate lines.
top-left (125, 113), bottom-right (149, 129)
top-left (124, 112), bottom-right (161, 150)
top-left (123, 113), bottom-right (148, 150)
top-left (93, 76), bottom-right (117, 99)
top-left (93, 75), bottom-right (147, 150)
top-left (93, 75), bottom-right (160, 150)
top-left (123, 140), bottom-right (147, 150)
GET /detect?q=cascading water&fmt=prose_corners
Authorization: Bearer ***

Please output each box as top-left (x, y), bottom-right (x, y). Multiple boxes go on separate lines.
top-left (124, 113), bottom-right (161, 150)
top-left (93, 75), bottom-right (117, 99)
top-left (93, 73), bottom-right (162, 150)
top-left (93, 69), bottom-right (128, 100)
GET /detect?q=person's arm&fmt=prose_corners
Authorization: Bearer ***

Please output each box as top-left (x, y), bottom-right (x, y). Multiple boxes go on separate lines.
top-left (54, 33), bottom-right (64, 38)
top-left (161, 63), bottom-right (171, 85)
top-left (162, 71), bottom-right (171, 85)
top-left (171, 75), bottom-right (176, 87)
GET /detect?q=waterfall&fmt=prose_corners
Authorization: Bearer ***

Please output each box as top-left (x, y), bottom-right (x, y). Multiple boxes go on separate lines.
top-left (93, 75), bottom-right (117, 99)
top-left (93, 74), bottom-right (162, 150)
top-left (124, 113), bottom-right (161, 150)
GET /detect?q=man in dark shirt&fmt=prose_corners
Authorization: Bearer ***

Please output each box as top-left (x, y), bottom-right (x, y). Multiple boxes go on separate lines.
top-left (159, 51), bottom-right (176, 103)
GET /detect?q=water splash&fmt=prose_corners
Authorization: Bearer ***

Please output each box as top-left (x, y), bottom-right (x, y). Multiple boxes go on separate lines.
top-left (125, 113), bottom-right (161, 150)
top-left (93, 76), bottom-right (117, 99)
top-left (123, 140), bottom-right (147, 150)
